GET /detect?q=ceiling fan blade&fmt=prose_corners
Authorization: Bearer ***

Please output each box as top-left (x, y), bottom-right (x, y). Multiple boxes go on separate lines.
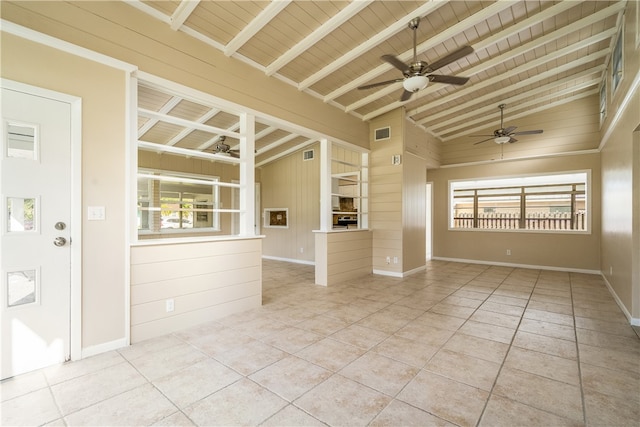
top-left (426, 45), bottom-right (474, 72)
top-left (512, 129), bottom-right (543, 136)
top-left (509, 137), bottom-right (518, 143)
top-left (400, 90), bottom-right (413, 102)
top-left (473, 137), bottom-right (495, 145)
top-left (428, 74), bottom-right (469, 85)
top-left (358, 78), bottom-right (404, 90)
top-left (229, 151), bottom-right (240, 158)
top-left (503, 125), bottom-right (517, 134)
top-left (381, 54), bottom-right (409, 73)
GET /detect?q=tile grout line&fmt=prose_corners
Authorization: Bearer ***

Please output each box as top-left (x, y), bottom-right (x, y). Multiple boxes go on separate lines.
top-left (474, 267), bottom-right (542, 427)
top-left (569, 272), bottom-right (589, 427)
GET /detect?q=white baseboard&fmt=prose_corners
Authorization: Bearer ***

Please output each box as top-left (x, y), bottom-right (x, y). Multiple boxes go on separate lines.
top-left (81, 337), bottom-right (128, 359)
top-left (372, 269), bottom-right (403, 278)
top-left (262, 255), bottom-right (315, 266)
top-left (431, 257), bottom-right (601, 275)
top-left (601, 273), bottom-right (640, 326)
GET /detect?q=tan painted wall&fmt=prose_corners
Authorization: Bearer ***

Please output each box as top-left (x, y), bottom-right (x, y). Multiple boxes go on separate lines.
top-left (428, 153), bottom-right (601, 271)
top-left (259, 144), bottom-right (320, 262)
top-left (1, 33), bottom-right (127, 348)
top-left (599, 1), bottom-right (640, 319)
top-left (1, 1), bottom-right (368, 147)
top-left (130, 238), bottom-right (262, 342)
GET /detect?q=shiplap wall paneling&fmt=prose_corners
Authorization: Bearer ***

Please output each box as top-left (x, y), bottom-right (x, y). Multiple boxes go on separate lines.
top-left (130, 238), bottom-right (262, 342)
top-left (370, 109), bottom-right (404, 274)
top-left (316, 230), bottom-right (372, 286)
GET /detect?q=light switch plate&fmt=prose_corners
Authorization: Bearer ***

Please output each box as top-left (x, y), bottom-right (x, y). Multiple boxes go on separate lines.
top-left (87, 206), bottom-right (106, 221)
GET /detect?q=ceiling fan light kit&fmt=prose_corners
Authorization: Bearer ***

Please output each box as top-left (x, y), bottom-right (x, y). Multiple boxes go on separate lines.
top-left (403, 75), bottom-right (429, 92)
top-left (357, 16), bottom-right (473, 101)
top-left (471, 104), bottom-right (544, 146)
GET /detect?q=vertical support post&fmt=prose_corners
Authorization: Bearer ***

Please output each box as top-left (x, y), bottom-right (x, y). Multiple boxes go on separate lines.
top-left (319, 138), bottom-right (332, 231)
top-left (239, 113), bottom-right (255, 236)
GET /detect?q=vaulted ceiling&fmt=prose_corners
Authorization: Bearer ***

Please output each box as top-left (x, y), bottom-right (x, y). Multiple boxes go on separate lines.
top-left (129, 0), bottom-right (623, 163)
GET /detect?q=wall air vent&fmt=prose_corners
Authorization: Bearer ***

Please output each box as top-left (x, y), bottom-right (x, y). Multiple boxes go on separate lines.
top-left (374, 126), bottom-right (391, 141)
top-left (302, 149), bottom-right (314, 161)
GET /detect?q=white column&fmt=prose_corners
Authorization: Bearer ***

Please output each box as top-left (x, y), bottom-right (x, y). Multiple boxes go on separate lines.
top-left (319, 138), bottom-right (332, 231)
top-left (239, 113), bottom-right (255, 236)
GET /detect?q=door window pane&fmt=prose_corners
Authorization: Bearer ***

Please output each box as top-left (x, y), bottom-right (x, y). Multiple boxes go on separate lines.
top-left (7, 270), bottom-right (37, 307)
top-left (7, 197), bottom-right (36, 232)
top-left (6, 124), bottom-right (37, 160)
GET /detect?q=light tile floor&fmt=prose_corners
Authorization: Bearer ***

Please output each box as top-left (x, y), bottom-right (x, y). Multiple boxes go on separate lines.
top-left (2, 259), bottom-right (640, 426)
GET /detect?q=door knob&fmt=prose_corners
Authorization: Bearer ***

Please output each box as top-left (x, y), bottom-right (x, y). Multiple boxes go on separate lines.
top-left (53, 237), bottom-right (67, 247)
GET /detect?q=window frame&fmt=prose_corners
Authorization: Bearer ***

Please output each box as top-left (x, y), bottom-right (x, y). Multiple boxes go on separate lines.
top-left (137, 168), bottom-right (230, 236)
top-left (448, 171), bottom-right (591, 234)
top-left (611, 23), bottom-right (624, 95)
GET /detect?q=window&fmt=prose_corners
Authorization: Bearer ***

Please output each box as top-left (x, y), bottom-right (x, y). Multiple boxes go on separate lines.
top-left (450, 172), bottom-right (589, 232)
top-left (611, 24), bottom-right (623, 94)
top-left (137, 170), bottom-right (234, 235)
top-left (599, 77), bottom-right (607, 124)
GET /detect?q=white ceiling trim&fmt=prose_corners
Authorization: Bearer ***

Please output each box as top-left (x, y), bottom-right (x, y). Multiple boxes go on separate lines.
top-left (138, 140), bottom-right (240, 164)
top-left (324, 0), bottom-right (516, 103)
top-left (137, 96), bottom-right (181, 138)
top-left (256, 139), bottom-right (317, 168)
top-left (170, 0), bottom-right (200, 31)
top-left (199, 123), bottom-right (242, 151)
top-left (265, 0), bottom-right (374, 76)
top-left (256, 133), bottom-right (300, 154)
top-left (224, 0), bottom-right (292, 57)
top-left (347, 1), bottom-right (617, 113)
top-left (298, 0), bottom-right (448, 92)
top-left (167, 108), bottom-right (221, 146)
top-left (432, 67), bottom-right (604, 134)
top-left (138, 108), bottom-right (241, 138)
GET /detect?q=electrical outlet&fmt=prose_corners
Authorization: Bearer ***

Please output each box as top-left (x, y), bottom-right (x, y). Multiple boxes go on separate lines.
top-left (393, 256), bottom-right (398, 264)
top-left (506, 249), bottom-right (511, 256)
top-left (386, 256), bottom-right (390, 264)
top-left (166, 299), bottom-right (174, 312)
top-left (300, 247), bottom-right (304, 253)
top-left (610, 266), bottom-right (613, 275)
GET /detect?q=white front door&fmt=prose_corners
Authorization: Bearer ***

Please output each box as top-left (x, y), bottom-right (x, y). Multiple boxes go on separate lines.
top-left (1, 85), bottom-right (73, 379)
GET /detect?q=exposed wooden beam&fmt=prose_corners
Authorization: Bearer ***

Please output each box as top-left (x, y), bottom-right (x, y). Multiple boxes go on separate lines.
top-left (365, 31), bottom-right (612, 122)
top-left (138, 108), bottom-right (241, 138)
top-left (138, 140), bottom-right (240, 164)
top-left (170, 0), bottom-right (200, 31)
top-left (345, 0), bottom-right (584, 112)
top-left (255, 139), bottom-right (317, 167)
top-left (432, 68), bottom-right (603, 136)
top-left (137, 96), bottom-right (181, 138)
top-left (256, 133), bottom-right (300, 154)
top-left (167, 108), bottom-right (220, 146)
top-left (266, 0), bottom-right (373, 76)
top-left (323, 0), bottom-right (515, 102)
top-left (442, 79), bottom-right (600, 141)
top-left (349, 0), bottom-right (622, 113)
top-left (224, 0), bottom-right (291, 57)
top-left (298, 0), bottom-right (448, 91)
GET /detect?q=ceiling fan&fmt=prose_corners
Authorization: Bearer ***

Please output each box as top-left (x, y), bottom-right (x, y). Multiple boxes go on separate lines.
top-left (357, 17), bottom-right (473, 102)
top-left (471, 104), bottom-right (543, 145)
top-left (212, 136), bottom-right (239, 158)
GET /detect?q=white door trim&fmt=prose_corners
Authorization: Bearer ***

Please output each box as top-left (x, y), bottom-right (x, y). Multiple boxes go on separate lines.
top-left (2, 78), bottom-right (83, 361)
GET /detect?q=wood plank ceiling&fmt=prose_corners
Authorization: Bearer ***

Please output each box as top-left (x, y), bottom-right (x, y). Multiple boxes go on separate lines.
top-left (130, 0), bottom-right (624, 165)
